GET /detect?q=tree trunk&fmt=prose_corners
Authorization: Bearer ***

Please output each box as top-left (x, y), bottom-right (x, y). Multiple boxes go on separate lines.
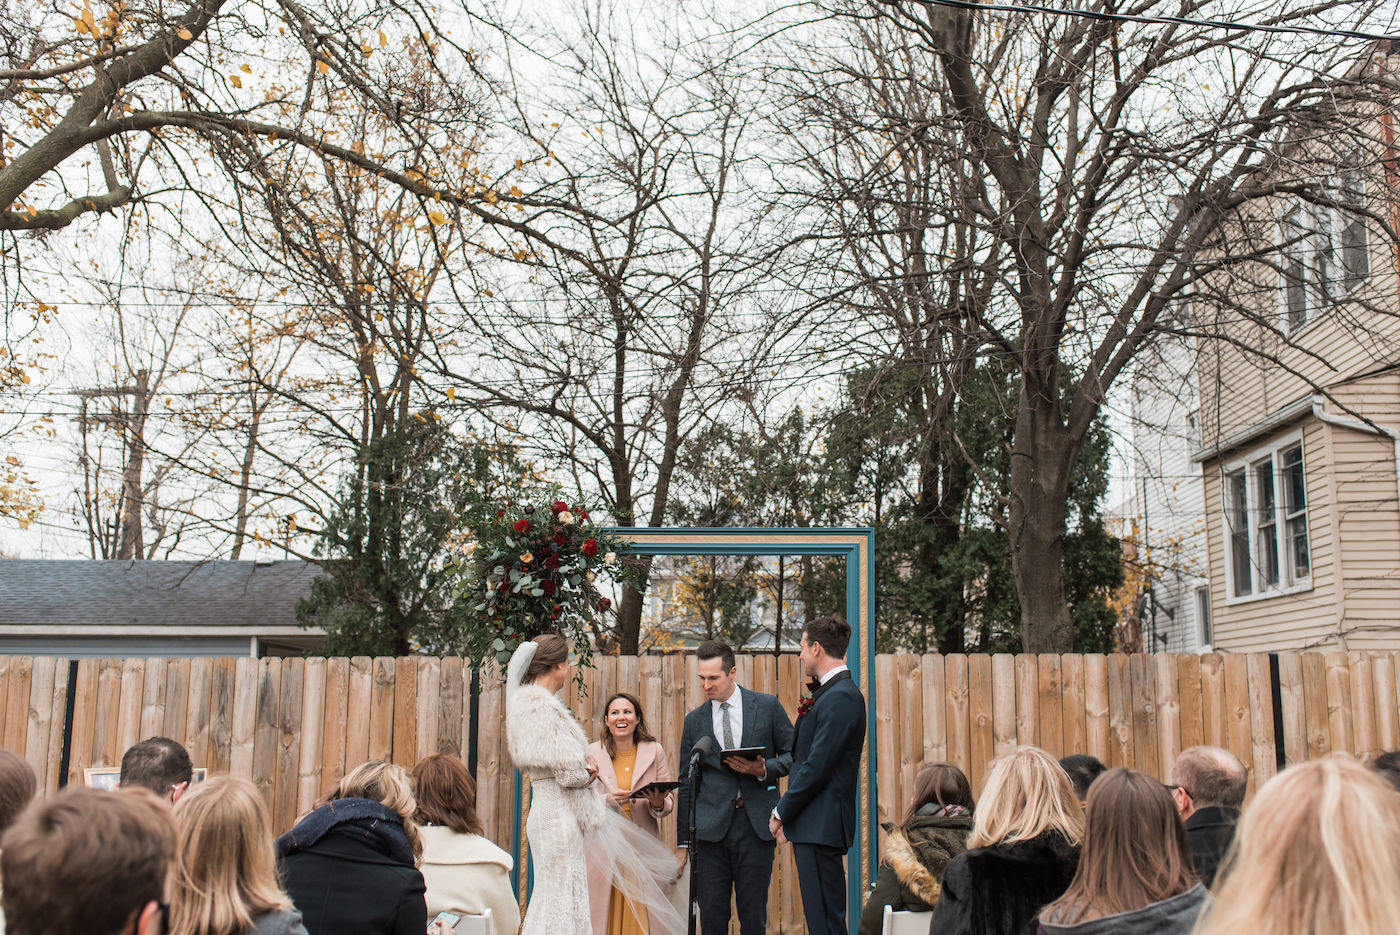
top-left (1007, 386), bottom-right (1076, 652)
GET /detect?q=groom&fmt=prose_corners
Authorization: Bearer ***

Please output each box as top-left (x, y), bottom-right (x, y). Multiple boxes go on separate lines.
top-left (769, 614), bottom-right (866, 935)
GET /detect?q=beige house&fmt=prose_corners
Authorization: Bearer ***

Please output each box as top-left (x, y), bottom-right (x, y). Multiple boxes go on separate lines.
top-left (1193, 124), bottom-right (1400, 651)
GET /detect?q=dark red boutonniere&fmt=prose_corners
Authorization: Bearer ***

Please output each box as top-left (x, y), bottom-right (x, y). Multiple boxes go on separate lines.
top-left (796, 677), bottom-right (821, 718)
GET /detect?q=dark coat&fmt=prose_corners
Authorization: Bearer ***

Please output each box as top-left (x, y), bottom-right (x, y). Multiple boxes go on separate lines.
top-left (1184, 807), bottom-right (1239, 888)
top-left (858, 813), bottom-right (974, 935)
top-left (1036, 883), bottom-right (1210, 935)
top-left (928, 830), bottom-right (1080, 935)
top-left (279, 826), bottom-right (426, 935)
top-left (778, 670), bottom-right (867, 849)
top-left (677, 686), bottom-right (794, 845)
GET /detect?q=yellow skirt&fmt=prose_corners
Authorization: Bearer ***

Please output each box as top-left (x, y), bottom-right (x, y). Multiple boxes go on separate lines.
top-left (606, 885), bottom-right (648, 935)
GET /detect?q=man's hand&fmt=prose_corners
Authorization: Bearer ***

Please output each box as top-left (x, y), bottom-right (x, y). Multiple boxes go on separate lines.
top-left (723, 755), bottom-right (766, 778)
top-left (675, 847), bottom-right (689, 869)
top-left (769, 813), bottom-right (786, 843)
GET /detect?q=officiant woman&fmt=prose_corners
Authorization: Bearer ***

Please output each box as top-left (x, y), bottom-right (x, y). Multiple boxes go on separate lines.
top-left (587, 692), bottom-right (676, 935)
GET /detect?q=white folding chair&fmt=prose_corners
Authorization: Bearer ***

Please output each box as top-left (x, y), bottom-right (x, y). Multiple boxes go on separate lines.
top-left (881, 906), bottom-right (932, 935)
top-left (451, 909), bottom-right (494, 935)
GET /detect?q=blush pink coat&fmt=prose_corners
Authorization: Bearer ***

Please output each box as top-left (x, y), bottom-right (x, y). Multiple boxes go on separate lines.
top-left (585, 739), bottom-right (676, 935)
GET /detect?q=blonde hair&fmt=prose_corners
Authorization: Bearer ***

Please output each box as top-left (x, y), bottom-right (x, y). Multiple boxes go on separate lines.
top-left (1197, 757), bottom-right (1400, 935)
top-left (331, 761), bottom-right (423, 864)
top-left (967, 746), bottom-right (1084, 850)
top-left (169, 777), bottom-right (292, 935)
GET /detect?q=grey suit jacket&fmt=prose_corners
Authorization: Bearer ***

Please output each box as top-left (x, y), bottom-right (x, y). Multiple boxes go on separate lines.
top-left (676, 687), bottom-right (794, 845)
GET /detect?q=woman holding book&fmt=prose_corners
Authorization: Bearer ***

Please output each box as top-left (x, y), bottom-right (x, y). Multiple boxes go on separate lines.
top-left (587, 692), bottom-right (676, 935)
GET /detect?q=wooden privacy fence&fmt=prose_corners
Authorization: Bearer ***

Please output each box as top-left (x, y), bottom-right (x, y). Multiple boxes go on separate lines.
top-left (0, 651), bottom-right (1397, 932)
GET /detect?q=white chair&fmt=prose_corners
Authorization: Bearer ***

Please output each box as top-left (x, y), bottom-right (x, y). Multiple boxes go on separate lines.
top-left (451, 909), bottom-right (493, 935)
top-left (881, 906), bottom-right (933, 935)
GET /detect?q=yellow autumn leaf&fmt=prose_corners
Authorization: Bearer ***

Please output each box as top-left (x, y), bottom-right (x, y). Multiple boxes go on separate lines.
top-left (446, 387), bottom-right (456, 401)
top-left (379, 29), bottom-right (387, 47)
top-left (427, 210), bottom-right (446, 225)
top-left (240, 63), bottom-right (252, 73)
top-left (229, 74), bottom-right (242, 88)
top-left (4, 456), bottom-right (18, 466)
top-left (315, 58), bottom-right (329, 74)
top-left (176, 26), bottom-right (193, 40)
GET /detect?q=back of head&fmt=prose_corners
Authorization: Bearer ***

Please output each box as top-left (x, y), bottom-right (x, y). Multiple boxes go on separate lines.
top-left (1059, 755), bottom-right (1107, 803)
top-left (121, 736), bottom-right (194, 797)
top-left (969, 746), bottom-right (1084, 850)
top-left (0, 750), bottom-right (38, 835)
top-left (803, 614), bottom-right (851, 659)
top-left (170, 776), bottom-right (290, 935)
top-left (905, 762), bottom-right (975, 826)
top-left (334, 760), bottom-right (422, 860)
top-left (1171, 745), bottom-right (1247, 809)
top-left (1367, 751), bottom-right (1400, 793)
top-left (1200, 757), bottom-right (1400, 935)
top-left (2, 786), bottom-right (175, 935)
top-left (412, 754), bottom-right (483, 836)
top-left (1041, 768), bottom-right (1195, 925)
top-left (522, 633), bottom-right (568, 684)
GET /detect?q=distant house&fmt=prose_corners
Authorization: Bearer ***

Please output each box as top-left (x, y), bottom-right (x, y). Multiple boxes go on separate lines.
top-left (0, 560), bottom-right (325, 657)
top-left (1192, 88), bottom-right (1400, 651)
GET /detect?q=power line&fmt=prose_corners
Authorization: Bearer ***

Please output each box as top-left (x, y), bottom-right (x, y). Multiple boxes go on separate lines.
top-left (915, 0), bottom-right (1399, 44)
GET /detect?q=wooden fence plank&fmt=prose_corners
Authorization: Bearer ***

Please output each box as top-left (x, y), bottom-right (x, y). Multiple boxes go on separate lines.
top-left (1061, 654), bottom-right (1087, 757)
top-left (417, 658), bottom-right (441, 759)
top-left (991, 653), bottom-right (1017, 759)
top-left (1376, 654), bottom-right (1400, 753)
top-left (1176, 653), bottom-right (1204, 752)
top-left (1302, 653), bottom-right (1332, 760)
top-left (185, 658), bottom-right (213, 772)
top-left (251, 658), bottom-right (282, 811)
top-left (91, 659), bottom-right (125, 769)
top-left (1246, 654), bottom-right (1278, 787)
top-left (1106, 654), bottom-right (1132, 769)
top-left (208, 657), bottom-right (237, 775)
top-left (1276, 652), bottom-right (1308, 767)
top-left (968, 654), bottom-right (995, 793)
top-left (875, 654), bottom-right (899, 829)
top-left (68, 659), bottom-right (99, 785)
top-left (24, 657), bottom-right (55, 780)
top-left (1038, 655), bottom-right (1063, 756)
top-left (898, 654), bottom-right (924, 804)
top-left (1015, 654), bottom-right (1039, 749)
top-left (321, 657), bottom-right (349, 800)
top-left (922, 655), bottom-right (947, 763)
top-left (1199, 654), bottom-right (1227, 748)
top-left (1325, 651), bottom-right (1355, 758)
top-left (1223, 653), bottom-right (1254, 797)
top-left (438, 657), bottom-right (464, 758)
top-left (3, 657), bottom-right (31, 754)
top-left (163, 658), bottom-right (190, 742)
top-left (115, 657), bottom-right (145, 755)
top-left (299, 657), bottom-right (327, 817)
top-left (1084, 654), bottom-right (1110, 765)
top-left (345, 657), bottom-right (372, 771)
top-left (392, 657), bottom-right (418, 767)
top-left (276, 658), bottom-right (303, 833)
top-left (44, 658), bottom-right (69, 794)
top-left (945, 655), bottom-right (970, 787)
top-left (369, 657), bottom-right (396, 763)
top-left (229, 657), bottom-right (258, 779)
top-left (1129, 654), bottom-right (1160, 778)
top-left (1154, 654), bottom-right (1181, 779)
top-left (138, 658), bottom-right (167, 740)
top-left (1349, 652), bottom-right (1378, 757)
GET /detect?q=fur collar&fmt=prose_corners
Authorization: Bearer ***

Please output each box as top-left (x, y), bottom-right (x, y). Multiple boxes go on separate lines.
top-left (884, 828), bottom-right (941, 905)
top-left (507, 684), bottom-right (589, 771)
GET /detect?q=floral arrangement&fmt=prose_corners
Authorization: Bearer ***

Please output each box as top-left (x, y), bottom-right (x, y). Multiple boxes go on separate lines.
top-left (455, 494), bottom-right (637, 671)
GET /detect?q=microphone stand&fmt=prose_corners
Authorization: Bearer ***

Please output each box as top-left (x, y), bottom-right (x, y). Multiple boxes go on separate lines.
top-left (686, 752), bottom-right (703, 935)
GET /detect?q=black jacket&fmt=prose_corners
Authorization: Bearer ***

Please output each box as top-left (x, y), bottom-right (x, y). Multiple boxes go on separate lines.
top-left (1184, 806), bottom-right (1239, 889)
top-left (279, 830), bottom-right (427, 935)
top-left (858, 813), bottom-right (973, 935)
top-left (928, 830), bottom-right (1079, 935)
top-left (778, 670), bottom-right (867, 849)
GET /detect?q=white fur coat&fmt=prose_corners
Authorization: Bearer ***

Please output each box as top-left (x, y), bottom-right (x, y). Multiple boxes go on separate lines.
top-left (507, 684), bottom-right (605, 831)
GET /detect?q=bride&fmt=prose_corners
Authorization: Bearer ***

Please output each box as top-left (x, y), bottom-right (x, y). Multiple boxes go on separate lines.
top-left (507, 635), bottom-right (684, 935)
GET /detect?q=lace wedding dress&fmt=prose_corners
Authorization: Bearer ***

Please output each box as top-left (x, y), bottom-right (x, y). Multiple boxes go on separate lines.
top-left (506, 642), bottom-right (684, 935)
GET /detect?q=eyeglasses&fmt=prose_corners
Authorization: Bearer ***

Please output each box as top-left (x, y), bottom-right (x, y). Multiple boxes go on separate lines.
top-left (1163, 783), bottom-right (1194, 801)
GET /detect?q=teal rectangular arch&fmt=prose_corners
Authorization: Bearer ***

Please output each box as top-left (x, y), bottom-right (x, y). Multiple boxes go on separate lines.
top-left (510, 527), bottom-right (878, 935)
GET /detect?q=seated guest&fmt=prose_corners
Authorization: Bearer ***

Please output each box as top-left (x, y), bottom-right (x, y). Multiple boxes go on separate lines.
top-left (121, 736), bottom-right (195, 805)
top-left (1038, 768), bottom-right (1207, 935)
top-left (858, 762), bottom-right (975, 935)
top-left (412, 754), bottom-right (520, 935)
top-left (928, 746), bottom-right (1082, 935)
top-left (587, 692), bottom-right (674, 935)
top-left (1198, 757), bottom-right (1400, 935)
top-left (0, 750), bottom-right (38, 934)
top-left (1, 785), bottom-right (175, 935)
top-left (278, 761), bottom-right (427, 935)
top-left (1057, 756), bottom-right (1106, 806)
top-left (171, 776), bottom-right (308, 935)
top-left (1166, 746), bottom-right (1245, 888)
top-left (1366, 751), bottom-right (1400, 793)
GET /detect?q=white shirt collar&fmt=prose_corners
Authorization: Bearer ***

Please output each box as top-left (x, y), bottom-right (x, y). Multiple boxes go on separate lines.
top-left (819, 664), bottom-right (849, 686)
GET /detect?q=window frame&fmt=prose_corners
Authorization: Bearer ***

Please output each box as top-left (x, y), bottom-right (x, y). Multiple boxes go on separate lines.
top-left (1220, 431), bottom-right (1313, 605)
top-left (1277, 167), bottom-right (1369, 334)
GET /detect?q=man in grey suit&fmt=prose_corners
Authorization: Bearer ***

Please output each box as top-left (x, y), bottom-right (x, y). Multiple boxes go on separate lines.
top-left (677, 640), bottom-right (794, 935)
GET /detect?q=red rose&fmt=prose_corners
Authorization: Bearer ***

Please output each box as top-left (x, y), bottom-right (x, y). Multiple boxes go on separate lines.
top-left (596, 597), bottom-right (612, 611)
top-left (545, 555), bottom-right (561, 569)
top-left (579, 511), bottom-right (589, 522)
top-left (512, 519), bottom-right (531, 534)
top-left (551, 500), bottom-right (569, 514)
top-left (581, 538), bottom-right (599, 557)
top-left (542, 580), bottom-right (556, 595)
top-left (495, 509), bottom-right (505, 517)
top-left (553, 532), bottom-right (567, 546)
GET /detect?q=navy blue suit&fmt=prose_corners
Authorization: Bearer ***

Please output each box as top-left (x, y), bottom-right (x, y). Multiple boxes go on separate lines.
top-left (777, 669), bottom-right (866, 935)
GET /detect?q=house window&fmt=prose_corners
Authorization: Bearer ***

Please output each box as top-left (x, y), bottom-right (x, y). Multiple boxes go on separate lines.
top-left (1223, 437), bottom-right (1311, 599)
top-left (1195, 585), bottom-right (1212, 647)
top-left (1278, 168), bottom-right (1369, 332)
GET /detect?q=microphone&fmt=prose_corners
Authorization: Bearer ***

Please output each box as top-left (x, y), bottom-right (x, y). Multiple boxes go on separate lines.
top-left (688, 736), bottom-right (715, 771)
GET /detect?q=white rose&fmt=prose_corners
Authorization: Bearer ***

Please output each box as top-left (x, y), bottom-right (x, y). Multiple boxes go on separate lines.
top-left (559, 511), bottom-right (575, 525)
top-left (604, 551), bottom-right (616, 563)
